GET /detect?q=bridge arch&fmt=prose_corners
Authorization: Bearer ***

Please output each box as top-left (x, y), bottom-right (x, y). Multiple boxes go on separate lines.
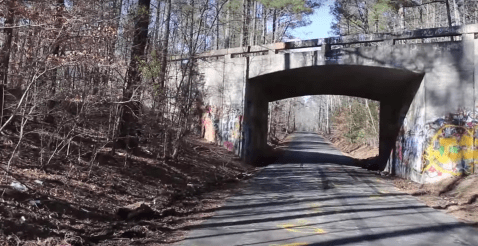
top-left (196, 24), bottom-right (478, 182)
top-left (244, 65), bottom-right (425, 170)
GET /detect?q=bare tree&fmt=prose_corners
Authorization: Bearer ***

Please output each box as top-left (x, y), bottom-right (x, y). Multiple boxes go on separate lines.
top-left (119, 0), bottom-right (151, 150)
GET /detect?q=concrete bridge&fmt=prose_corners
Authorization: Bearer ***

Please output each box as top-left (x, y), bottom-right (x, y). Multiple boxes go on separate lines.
top-left (180, 24), bottom-right (478, 183)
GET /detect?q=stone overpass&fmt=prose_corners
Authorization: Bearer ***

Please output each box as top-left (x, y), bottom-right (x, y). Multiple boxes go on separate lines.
top-left (181, 24), bottom-right (478, 183)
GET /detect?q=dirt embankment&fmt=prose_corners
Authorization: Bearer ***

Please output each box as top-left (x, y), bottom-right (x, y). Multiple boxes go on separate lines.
top-left (0, 130), bottom-right (259, 245)
top-left (324, 133), bottom-right (378, 160)
top-left (393, 175), bottom-right (478, 227)
top-left (321, 127), bottom-right (378, 161)
top-left (319, 107), bottom-right (379, 160)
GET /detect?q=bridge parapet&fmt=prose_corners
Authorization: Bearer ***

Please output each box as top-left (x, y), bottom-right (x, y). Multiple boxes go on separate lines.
top-left (170, 24), bottom-right (478, 61)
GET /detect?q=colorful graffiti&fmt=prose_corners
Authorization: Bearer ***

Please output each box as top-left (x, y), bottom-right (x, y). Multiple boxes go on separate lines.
top-left (201, 105), bottom-right (243, 152)
top-left (395, 120), bottom-right (426, 174)
top-left (231, 116), bottom-right (242, 139)
top-left (224, 141), bottom-right (234, 151)
top-left (423, 124), bottom-right (476, 176)
top-left (202, 113), bottom-right (215, 142)
top-left (395, 109), bottom-right (478, 182)
top-left (220, 114), bottom-right (242, 152)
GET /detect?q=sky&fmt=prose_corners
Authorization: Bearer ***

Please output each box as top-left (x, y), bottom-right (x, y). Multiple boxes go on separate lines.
top-left (289, 0), bottom-right (335, 40)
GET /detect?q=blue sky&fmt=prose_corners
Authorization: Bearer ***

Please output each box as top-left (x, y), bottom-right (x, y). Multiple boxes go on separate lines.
top-left (290, 0), bottom-right (334, 40)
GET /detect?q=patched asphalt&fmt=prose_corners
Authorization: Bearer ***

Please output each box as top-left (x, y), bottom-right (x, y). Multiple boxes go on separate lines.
top-left (177, 132), bottom-right (478, 246)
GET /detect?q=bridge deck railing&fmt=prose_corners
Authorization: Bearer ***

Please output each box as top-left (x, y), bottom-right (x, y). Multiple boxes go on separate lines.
top-left (170, 24), bottom-right (478, 61)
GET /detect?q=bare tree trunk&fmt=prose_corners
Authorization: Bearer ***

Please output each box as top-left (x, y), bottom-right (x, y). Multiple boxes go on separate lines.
top-left (0, 0), bottom-right (16, 127)
top-left (445, 0), bottom-right (453, 27)
top-left (272, 9), bottom-right (277, 42)
top-left (262, 5), bottom-right (267, 44)
top-left (398, 4), bottom-right (405, 31)
top-left (241, 0), bottom-right (251, 47)
top-left (216, 0), bottom-right (220, 50)
top-left (250, 1), bottom-right (257, 46)
top-left (0, 0), bottom-right (15, 87)
top-left (119, 0), bottom-right (151, 149)
top-left (50, 0), bottom-right (65, 96)
top-left (268, 103), bottom-right (272, 138)
top-left (326, 96), bottom-right (329, 134)
top-left (225, 7), bottom-right (230, 48)
top-left (452, 0), bottom-right (460, 25)
top-left (293, 111), bottom-right (296, 132)
top-left (160, 0), bottom-right (171, 88)
top-left (365, 100), bottom-right (377, 134)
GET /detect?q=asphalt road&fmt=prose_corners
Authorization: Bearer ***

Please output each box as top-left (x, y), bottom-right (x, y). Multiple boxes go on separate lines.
top-left (178, 132), bottom-right (478, 246)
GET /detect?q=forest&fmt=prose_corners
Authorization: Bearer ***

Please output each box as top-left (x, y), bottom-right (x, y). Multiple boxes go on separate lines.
top-left (0, 0), bottom-right (477, 244)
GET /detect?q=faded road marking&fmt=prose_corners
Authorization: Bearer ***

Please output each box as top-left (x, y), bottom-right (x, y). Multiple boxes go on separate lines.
top-left (278, 219), bottom-right (326, 234)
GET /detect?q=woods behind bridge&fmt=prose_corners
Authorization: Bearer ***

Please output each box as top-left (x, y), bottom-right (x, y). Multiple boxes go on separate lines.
top-left (0, 0), bottom-right (477, 244)
top-left (268, 96), bottom-right (379, 150)
top-left (1, 0), bottom-right (477, 166)
top-left (0, 0), bottom-right (323, 165)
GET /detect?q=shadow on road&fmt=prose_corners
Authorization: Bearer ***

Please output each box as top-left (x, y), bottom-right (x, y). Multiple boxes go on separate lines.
top-left (271, 132), bottom-right (357, 166)
top-left (178, 132), bottom-right (478, 246)
top-left (185, 202), bottom-right (424, 230)
top-left (274, 150), bottom-right (356, 166)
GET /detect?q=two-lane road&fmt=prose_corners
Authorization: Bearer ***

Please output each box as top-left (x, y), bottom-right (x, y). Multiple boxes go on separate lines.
top-left (179, 132), bottom-right (478, 246)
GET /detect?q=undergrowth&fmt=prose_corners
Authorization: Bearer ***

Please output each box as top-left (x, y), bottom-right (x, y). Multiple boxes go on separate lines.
top-left (333, 100), bottom-right (379, 146)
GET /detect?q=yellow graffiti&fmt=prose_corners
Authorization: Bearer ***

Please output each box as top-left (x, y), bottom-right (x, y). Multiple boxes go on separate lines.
top-left (231, 119), bottom-right (241, 139)
top-left (278, 219), bottom-right (326, 234)
top-left (423, 125), bottom-right (476, 176)
top-left (269, 243), bottom-right (309, 246)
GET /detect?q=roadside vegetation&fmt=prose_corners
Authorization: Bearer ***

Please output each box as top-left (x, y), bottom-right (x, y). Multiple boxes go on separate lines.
top-left (0, 0), bottom-right (320, 244)
top-left (2, 0), bottom-right (478, 244)
top-left (327, 98), bottom-right (380, 160)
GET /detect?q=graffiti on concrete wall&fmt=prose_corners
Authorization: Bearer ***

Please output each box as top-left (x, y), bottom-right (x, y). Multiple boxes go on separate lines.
top-left (422, 110), bottom-right (477, 179)
top-left (395, 109), bottom-right (478, 182)
top-left (202, 106), bottom-right (217, 142)
top-left (201, 105), bottom-right (243, 152)
top-left (423, 124), bottom-right (476, 177)
top-left (224, 141), bottom-right (234, 151)
top-left (395, 114), bottom-right (426, 175)
top-left (221, 114), bottom-right (242, 152)
top-left (396, 131), bottom-right (423, 167)
top-left (420, 111), bottom-right (477, 180)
